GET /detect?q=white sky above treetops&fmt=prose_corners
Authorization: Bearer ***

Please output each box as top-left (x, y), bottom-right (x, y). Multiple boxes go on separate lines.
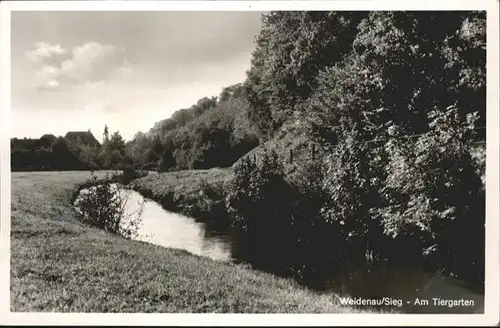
top-left (11, 11), bottom-right (263, 141)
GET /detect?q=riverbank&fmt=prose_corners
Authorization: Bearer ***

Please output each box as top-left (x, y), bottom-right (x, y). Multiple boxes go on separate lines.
top-left (108, 169), bottom-right (485, 314)
top-left (129, 168), bottom-right (232, 227)
top-left (11, 171), bottom-right (360, 313)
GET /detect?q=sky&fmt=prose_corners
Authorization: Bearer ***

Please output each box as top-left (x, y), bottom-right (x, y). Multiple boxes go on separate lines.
top-left (11, 11), bottom-right (263, 141)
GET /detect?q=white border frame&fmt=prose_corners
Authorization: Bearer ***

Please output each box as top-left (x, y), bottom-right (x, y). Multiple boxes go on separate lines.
top-left (1, 1), bottom-right (499, 326)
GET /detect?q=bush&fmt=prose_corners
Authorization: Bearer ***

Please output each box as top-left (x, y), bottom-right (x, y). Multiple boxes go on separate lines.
top-left (199, 178), bottom-right (225, 199)
top-left (121, 167), bottom-right (148, 185)
top-left (74, 173), bottom-right (145, 239)
top-left (122, 167), bottom-right (137, 184)
top-left (286, 160), bottom-right (343, 281)
top-left (226, 148), bottom-right (295, 275)
top-left (184, 178), bottom-right (230, 227)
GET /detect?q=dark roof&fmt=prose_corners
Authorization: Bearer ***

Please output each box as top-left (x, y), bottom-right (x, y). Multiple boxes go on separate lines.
top-left (64, 131), bottom-right (101, 147)
top-left (40, 134), bottom-right (57, 141)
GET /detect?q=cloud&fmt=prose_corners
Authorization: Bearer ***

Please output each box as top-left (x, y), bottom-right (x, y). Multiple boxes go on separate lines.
top-left (27, 42), bottom-right (132, 91)
top-left (25, 42), bottom-right (68, 63)
top-left (34, 66), bottom-right (63, 91)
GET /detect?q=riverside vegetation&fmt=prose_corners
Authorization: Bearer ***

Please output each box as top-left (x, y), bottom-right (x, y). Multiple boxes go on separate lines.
top-left (12, 171), bottom-right (364, 313)
top-left (128, 11), bottom-right (487, 291)
top-left (11, 11), bottom-right (486, 311)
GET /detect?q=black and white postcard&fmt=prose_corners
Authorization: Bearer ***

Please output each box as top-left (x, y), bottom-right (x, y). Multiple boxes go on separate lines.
top-left (1, 1), bottom-right (499, 326)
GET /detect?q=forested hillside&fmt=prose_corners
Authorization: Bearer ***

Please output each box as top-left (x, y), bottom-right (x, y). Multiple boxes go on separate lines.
top-left (125, 11), bottom-right (485, 175)
top-left (223, 11), bottom-right (486, 287)
top-left (125, 11), bottom-right (487, 288)
top-left (124, 84), bottom-right (259, 171)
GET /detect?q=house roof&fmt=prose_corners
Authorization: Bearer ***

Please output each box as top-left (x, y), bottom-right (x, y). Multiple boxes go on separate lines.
top-left (64, 131), bottom-right (101, 147)
top-left (40, 134), bottom-right (57, 141)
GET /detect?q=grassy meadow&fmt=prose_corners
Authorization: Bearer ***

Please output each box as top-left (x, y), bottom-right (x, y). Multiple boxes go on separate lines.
top-left (10, 170), bottom-right (361, 313)
top-left (131, 168), bottom-right (232, 197)
top-left (129, 168), bottom-right (231, 221)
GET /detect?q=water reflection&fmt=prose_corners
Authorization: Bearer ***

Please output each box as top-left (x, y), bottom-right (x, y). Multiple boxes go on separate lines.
top-left (75, 185), bottom-right (484, 314)
top-left (123, 189), bottom-right (233, 261)
top-left (314, 263), bottom-right (484, 314)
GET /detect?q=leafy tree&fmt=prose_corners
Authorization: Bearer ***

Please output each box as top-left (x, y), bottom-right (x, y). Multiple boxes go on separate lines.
top-left (219, 83), bottom-right (244, 103)
top-left (194, 96), bottom-right (218, 116)
top-left (379, 106), bottom-right (484, 283)
top-left (100, 131), bottom-right (127, 169)
top-left (226, 149), bottom-right (294, 275)
top-left (244, 11), bottom-right (368, 138)
top-left (170, 109), bottom-right (194, 129)
top-left (306, 11), bottom-right (485, 146)
top-left (158, 149), bottom-right (176, 172)
top-left (108, 132), bottom-right (126, 154)
top-left (50, 137), bottom-right (82, 170)
top-left (125, 132), bottom-right (152, 167)
top-left (51, 137), bottom-right (70, 154)
top-left (256, 11), bottom-right (485, 286)
top-left (286, 160), bottom-right (341, 281)
top-left (320, 128), bottom-right (383, 264)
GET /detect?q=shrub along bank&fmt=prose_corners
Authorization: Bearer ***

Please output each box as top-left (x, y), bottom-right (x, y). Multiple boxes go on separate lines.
top-left (129, 168), bottom-right (233, 230)
top-left (130, 144), bottom-right (485, 292)
top-left (11, 171), bottom-right (363, 313)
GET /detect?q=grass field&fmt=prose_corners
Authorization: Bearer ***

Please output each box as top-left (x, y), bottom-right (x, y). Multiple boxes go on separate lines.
top-left (129, 168), bottom-right (231, 220)
top-left (10, 170), bottom-right (361, 313)
top-left (131, 168), bottom-right (232, 197)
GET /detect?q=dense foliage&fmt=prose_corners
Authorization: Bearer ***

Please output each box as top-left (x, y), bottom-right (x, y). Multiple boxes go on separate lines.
top-left (11, 129), bottom-right (134, 171)
top-left (11, 136), bottom-right (99, 171)
top-left (226, 11), bottom-right (486, 289)
top-left (243, 12), bottom-right (368, 137)
top-left (124, 84), bottom-right (259, 171)
top-left (226, 150), bottom-right (295, 275)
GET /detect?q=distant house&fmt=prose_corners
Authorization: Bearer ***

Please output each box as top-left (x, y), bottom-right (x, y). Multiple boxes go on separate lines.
top-left (64, 131), bottom-right (101, 148)
top-left (37, 134), bottom-right (58, 148)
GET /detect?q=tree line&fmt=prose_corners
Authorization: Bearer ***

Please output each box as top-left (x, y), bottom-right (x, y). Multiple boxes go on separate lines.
top-left (11, 129), bottom-right (130, 171)
top-left (223, 11), bottom-right (486, 288)
top-left (124, 84), bottom-right (259, 171)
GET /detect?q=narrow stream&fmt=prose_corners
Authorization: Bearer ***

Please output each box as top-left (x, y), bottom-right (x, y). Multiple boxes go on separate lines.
top-left (74, 184), bottom-right (484, 314)
top-left (75, 184), bottom-right (233, 261)
top-left (124, 188), bottom-right (233, 261)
